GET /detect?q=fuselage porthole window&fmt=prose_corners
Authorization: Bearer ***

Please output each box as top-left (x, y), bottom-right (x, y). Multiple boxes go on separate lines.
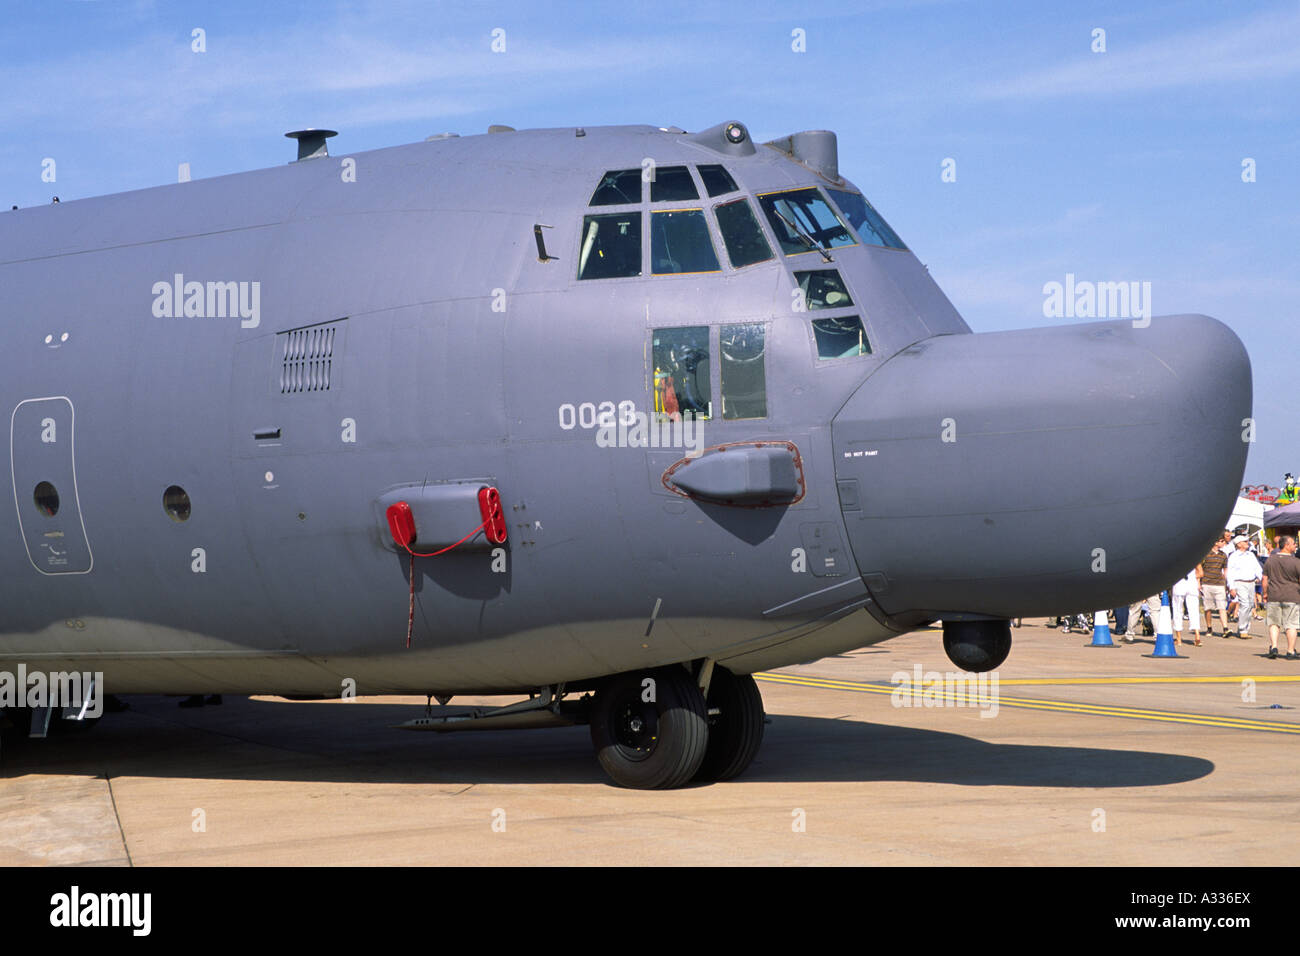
top-left (164, 485), bottom-right (192, 522)
top-left (33, 481), bottom-right (59, 517)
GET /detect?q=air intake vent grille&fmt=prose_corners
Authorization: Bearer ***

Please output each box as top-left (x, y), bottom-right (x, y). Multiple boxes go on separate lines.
top-left (279, 322), bottom-right (341, 394)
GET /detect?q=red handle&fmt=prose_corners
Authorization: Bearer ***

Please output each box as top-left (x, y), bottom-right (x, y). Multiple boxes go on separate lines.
top-left (478, 487), bottom-right (508, 545)
top-left (385, 501), bottom-right (417, 548)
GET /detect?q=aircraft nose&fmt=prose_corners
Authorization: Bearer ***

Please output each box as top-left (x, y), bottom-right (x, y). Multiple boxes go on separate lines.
top-left (831, 314), bottom-right (1252, 621)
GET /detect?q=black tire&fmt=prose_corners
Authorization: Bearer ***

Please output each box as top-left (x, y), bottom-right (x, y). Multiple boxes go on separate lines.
top-left (693, 668), bottom-right (765, 782)
top-left (590, 668), bottom-right (708, 789)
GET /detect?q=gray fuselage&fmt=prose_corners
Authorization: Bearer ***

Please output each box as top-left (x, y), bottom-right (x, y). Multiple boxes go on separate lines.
top-left (0, 121), bottom-right (1252, 696)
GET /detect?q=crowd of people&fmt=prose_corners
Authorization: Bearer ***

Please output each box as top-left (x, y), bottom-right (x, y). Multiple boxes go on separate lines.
top-left (1103, 530), bottom-right (1300, 659)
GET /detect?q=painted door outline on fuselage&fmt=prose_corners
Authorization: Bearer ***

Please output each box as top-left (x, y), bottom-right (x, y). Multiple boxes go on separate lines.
top-left (10, 396), bottom-right (94, 575)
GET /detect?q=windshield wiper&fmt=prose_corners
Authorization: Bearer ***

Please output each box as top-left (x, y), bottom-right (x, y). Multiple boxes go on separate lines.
top-left (774, 206), bottom-right (833, 262)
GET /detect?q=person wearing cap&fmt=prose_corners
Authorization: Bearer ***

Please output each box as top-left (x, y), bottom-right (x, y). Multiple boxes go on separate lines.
top-left (1262, 536), bottom-right (1300, 660)
top-left (1253, 538), bottom-right (1270, 619)
top-left (1226, 535), bottom-right (1263, 638)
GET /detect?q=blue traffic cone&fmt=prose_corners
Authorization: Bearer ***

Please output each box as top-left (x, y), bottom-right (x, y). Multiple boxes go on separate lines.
top-left (1088, 609), bottom-right (1114, 647)
top-left (1146, 591), bottom-right (1185, 659)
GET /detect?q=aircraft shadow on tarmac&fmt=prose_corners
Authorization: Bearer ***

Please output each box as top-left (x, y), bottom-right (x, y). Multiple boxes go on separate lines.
top-left (0, 695), bottom-right (1214, 788)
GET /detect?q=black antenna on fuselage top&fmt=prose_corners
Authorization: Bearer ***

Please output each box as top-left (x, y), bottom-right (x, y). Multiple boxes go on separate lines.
top-left (285, 129), bottom-right (338, 162)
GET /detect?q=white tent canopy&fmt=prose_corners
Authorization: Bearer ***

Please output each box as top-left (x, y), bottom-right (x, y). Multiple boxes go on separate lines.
top-left (1227, 496), bottom-right (1266, 537)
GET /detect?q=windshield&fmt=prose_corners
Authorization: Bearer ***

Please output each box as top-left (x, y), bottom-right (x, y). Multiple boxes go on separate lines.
top-left (826, 189), bottom-right (906, 250)
top-left (651, 209), bottom-right (720, 275)
top-left (714, 198), bottom-right (772, 269)
top-left (756, 188), bottom-right (856, 256)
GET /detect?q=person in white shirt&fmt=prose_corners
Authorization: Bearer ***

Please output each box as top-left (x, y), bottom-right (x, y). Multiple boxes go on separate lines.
top-left (1171, 566), bottom-right (1202, 646)
top-left (1226, 535), bottom-right (1264, 638)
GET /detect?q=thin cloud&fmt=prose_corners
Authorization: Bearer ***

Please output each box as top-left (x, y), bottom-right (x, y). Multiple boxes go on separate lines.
top-left (975, 7), bottom-right (1300, 100)
top-left (958, 204), bottom-right (1103, 246)
top-left (0, 28), bottom-right (705, 132)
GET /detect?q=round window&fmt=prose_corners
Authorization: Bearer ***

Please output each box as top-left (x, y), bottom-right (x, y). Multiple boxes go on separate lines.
top-left (163, 485), bottom-right (191, 522)
top-left (34, 481), bottom-right (59, 516)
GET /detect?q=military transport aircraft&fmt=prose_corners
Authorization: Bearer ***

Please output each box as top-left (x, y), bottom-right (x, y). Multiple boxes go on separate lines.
top-left (0, 120), bottom-right (1250, 787)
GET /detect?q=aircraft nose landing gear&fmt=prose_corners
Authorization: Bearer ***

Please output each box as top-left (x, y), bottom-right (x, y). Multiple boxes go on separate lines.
top-left (590, 664), bottom-right (766, 788)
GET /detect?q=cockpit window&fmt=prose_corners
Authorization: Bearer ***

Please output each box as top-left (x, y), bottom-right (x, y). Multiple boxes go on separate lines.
top-left (795, 270), bottom-right (854, 310)
top-left (650, 166), bottom-right (698, 202)
top-left (589, 169), bottom-right (642, 206)
top-left (653, 326), bottom-right (711, 420)
top-left (756, 188), bottom-right (856, 256)
top-left (826, 189), bottom-right (906, 249)
top-left (721, 323), bottom-right (767, 419)
top-left (651, 210), bottom-right (720, 275)
top-left (698, 164), bottom-right (739, 197)
top-left (714, 199), bottom-right (773, 269)
top-left (812, 316), bottom-right (871, 360)
top-left (578, 213), bottom-right (642, 280)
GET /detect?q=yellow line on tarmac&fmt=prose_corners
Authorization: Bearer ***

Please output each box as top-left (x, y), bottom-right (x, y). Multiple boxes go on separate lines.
top-left (994, 676), bottom-right (1300, 686)
top-left (754, 672), bottom-right (1300, 735)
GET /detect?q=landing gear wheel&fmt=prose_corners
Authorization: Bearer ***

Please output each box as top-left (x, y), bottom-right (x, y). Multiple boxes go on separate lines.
top-left (693, 667), bottom-right (765, 782)
top-left (590, 668), bottom-right (708, 789)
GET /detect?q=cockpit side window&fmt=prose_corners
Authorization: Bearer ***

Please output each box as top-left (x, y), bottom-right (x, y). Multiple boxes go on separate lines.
top-left (794, 270), bottom-right (854, 310)
top-left (756, 188), bottom-right (857, 256)
top-left (812, 316), bottom-right (871, 360)
top-left (714, 199), bottom-right (773, 269)
top-left (578, 213), bottom-right (642, 280)
top-left (653, 326), bottom-right (711, 420)
top-left (826, 189), bottom-right (906, 250)
top-left (651, 210), bottom-right (720, 275)
top-left (697, 164), bottom-right (739, 197)
top-left (721, 323), bottom-right (767, 419)
top-left (589, 169), bottom-right (643, 206)
top-left (650, 165), bottom-right (699, 202)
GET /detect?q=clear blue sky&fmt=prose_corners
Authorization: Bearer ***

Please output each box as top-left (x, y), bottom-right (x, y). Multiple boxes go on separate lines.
top-left (3, 0), bottom-right (1295, 488)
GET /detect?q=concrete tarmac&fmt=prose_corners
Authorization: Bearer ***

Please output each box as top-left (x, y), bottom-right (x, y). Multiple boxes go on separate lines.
top-left (2, 619), bottom-right (1297, 866)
